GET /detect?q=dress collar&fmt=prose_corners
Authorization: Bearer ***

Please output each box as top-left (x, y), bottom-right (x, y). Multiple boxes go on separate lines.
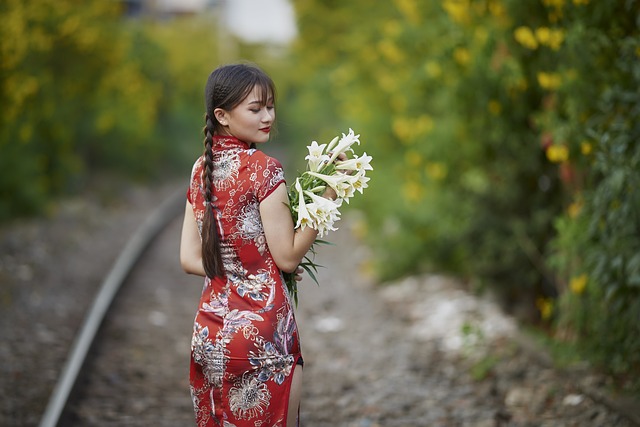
top-left (212, 135), bottom-right (250, 151)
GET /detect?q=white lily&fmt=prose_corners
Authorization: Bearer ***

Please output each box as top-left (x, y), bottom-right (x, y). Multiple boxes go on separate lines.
top-left (328, 128), bottom-right (361, 163)
top-left (335, 152), bottom-right (373, 174)
top-left (304, 191), bottom-right (342, 237)
top-left (351, 171), bottom-right (370, 194)
top-left (294, 178), bottom-right (313, 230)
top-left (325, 135), bottom-right (340, 152)
top-left (283, 127), bottom-right (371, 303)
top-left (305, 141), bottom-right (330, 172)
top-left (306, 171), bottom-right (352, 194)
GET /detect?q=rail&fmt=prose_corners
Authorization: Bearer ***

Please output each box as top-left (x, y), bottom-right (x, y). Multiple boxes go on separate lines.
top-left (38, 189), bottom-right (185, 427)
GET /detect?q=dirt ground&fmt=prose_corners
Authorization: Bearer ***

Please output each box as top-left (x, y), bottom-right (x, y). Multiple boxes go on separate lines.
top-left (1, 180), bottom-right (638, 426)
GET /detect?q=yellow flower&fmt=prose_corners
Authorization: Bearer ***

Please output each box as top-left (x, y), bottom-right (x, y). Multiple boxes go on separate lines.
top-left (488, 1), bottom-right (507, 19)
top-left (488, 100), bottom-right (502, 115)
top-left (535, 27), bottom-right (565, 50)
top-left (546, 144), bottom-right (569, 163)
top-left (442, 0), bottom-right (471, 24)
top-left (537, 71), bottom-right (562, 90)
top-left (426, 162), bottom-right (447, 180)
top-left (536, 297), bottom-right (554, 320)
top-left (544, 0), bottom-right (564, 6)
top-left (378, 40), bottom-right (405, 64)
top-left (474, 27), bottom-right (489, 46)
top-left (403, 180), bottom-right (425, 202)
top-left (405, 150), bottom-right (423, 167)
top-left (394, 0), bottom-right (421, 25)
top-left (568, 200), bottom-right (582, 218)
top-left (569, 274), bottom-right (588, 294)
top-left (514, 26), bottom-right (538, 50)
top-left (581, 141), bottom-right (593, 155)
top-left (425, 61), bottom-right (443, 78)
top-left (454, 47), bottom-right (471, 66)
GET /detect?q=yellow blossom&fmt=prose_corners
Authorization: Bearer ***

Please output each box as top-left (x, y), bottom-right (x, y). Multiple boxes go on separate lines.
top-left (569, 274), bottom-right (588, 294)
top-left (488, 0), bottom-right (506, 19)
top-left (474, 28), bottom-right (489, 46)
top-left (546, 144), bottom-right (569, 163)
top-left (442, 0), bottom-right (471, 24)
top-left (454, 47), bottom-right (471, 66)
top-left (536, 297), bottom-right (554, 320)
top-left (514, 26), bottom-right (538, 50)
top-left (488, 100), bottom-right (502, 115)
top-left (405, 150), bottom-right (423, 167)
top-left (394, 0), bottom-right (421, 25)
top-left (425, 61), bottom-right (443, 78)
top-left (581, 141), bottom-right (593, 155)
top-left (393, 115), bottom-right (434, 141)
top-left (568, 200), bottom-right (582, 218)
top-left (426, 162), bottom-right (447, 180)
top-left (403, 180), bottom-right (425, 202)
top-left (537, 71), bottom-right (562, 90)
top-left (543, 0), bottom-right (565, 7)
top-left (378, 39), bottom-right (405, 64)
top-left (535, 27), bottom-right (565, 50)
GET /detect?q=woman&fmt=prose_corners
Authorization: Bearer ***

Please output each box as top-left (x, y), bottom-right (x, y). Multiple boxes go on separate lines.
top-left (180, 63), bottom-right (335, 426)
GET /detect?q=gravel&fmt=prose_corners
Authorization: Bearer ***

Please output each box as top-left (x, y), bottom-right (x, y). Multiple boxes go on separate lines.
top-left (0, 180), bottom-right (637, 427)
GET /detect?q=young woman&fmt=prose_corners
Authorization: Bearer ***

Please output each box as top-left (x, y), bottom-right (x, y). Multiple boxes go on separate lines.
top-left (180, 63), bottom-right (336, 426)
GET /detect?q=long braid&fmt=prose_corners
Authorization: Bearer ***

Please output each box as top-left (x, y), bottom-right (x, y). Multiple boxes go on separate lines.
top-left (198, 63), bottom-right (276, 278)
top-left (201, 113), bottom-right (225, 279)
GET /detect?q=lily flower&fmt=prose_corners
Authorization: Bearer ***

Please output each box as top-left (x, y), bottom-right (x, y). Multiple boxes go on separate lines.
top-left (351, 171), bottom-right (370, 194)
top-left (328, 129), bottom-right (361, 163)
top-left (306, 171), bottom-right (352, 194)
top-left (294, 178), bottom-right (313, 230)
top-left (304, 192), bottom-right (342, 237)
top-left (305, 141), bottom-right (330, 172)
top-left (335, 152), bottom-right (373, 174)
top-left (325, 135), bottom-right (340, 152)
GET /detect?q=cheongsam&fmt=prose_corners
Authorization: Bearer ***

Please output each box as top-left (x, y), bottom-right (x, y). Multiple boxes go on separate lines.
top-left (186, 136), bottom-right (301, 427)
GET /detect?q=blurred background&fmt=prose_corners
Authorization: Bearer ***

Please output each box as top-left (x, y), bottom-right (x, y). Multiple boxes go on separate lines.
top-left (1, 0), bottom-right (639, 395)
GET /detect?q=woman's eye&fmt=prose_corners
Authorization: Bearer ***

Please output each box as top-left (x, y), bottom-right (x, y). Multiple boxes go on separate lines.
top-left (250, 108), bottom-right (260, 113)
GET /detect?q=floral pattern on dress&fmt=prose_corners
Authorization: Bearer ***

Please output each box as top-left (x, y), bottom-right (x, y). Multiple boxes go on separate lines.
top-left (186, 136), bottom-right (300, 427)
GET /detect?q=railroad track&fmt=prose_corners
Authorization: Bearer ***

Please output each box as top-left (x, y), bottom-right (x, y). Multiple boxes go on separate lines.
top-left (33, 186), bottom-right (639, 427)
top-left (38, 189), bottom-right (189, 427)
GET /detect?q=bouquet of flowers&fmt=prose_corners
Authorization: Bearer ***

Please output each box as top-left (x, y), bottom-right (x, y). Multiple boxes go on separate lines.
top-left (283, 128), bottom-right (373, 304)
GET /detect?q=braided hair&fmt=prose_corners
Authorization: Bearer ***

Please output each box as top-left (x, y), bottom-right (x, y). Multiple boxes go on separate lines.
top-left (201, 63), bottom-right (276, 279)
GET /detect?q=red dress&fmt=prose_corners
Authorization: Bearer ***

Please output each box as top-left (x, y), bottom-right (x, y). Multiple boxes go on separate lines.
top-left (186, 136), bottom-right (302, 427)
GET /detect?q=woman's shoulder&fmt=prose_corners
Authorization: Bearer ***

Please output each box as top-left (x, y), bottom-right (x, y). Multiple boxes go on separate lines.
top-left (190, 155), bottom-right (205, 176)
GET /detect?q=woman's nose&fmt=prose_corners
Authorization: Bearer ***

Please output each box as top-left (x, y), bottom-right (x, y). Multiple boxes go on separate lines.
top-left (262, 109), bottom-right (274, 123)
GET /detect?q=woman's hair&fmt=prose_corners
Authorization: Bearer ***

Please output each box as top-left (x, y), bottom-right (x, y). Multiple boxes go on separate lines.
top-left (201, 63), bottom-right (276, 279)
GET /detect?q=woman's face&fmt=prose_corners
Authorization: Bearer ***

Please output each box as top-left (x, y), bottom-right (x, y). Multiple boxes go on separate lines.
top-left (216, 85), bottom-right (275, 144)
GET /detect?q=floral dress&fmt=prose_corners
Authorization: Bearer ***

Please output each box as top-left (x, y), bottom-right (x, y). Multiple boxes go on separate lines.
top-left (186, 136), bottom-right (302, 427)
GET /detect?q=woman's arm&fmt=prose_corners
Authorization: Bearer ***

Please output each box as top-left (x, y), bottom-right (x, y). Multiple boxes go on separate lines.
top-left (179, 201), bottom-right (206, 276)
top-left (260, 183), bottom-right (322, 273)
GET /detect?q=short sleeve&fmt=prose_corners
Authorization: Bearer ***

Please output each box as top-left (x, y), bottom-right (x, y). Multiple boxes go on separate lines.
top-left (186, 157), bottom-right (204, 205)
top-left (251, 152), bottom-right (286, 202)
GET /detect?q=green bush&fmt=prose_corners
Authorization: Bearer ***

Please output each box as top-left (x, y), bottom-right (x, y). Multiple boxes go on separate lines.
top-left (287, 0), bottom-right (640, 388)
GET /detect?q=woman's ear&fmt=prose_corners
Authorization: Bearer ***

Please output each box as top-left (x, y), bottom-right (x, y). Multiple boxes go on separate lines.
top-left (213, 108), bottom-right (229, 126)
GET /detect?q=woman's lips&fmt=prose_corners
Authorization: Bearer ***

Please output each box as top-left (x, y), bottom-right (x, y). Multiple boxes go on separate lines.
top-left (260, 127), bottom-right (271, 133)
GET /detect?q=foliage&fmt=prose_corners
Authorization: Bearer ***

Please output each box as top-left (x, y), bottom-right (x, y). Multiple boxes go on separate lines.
top-left (0, 2), bottom-right (220, 220)
top-left (287, 0), bottom-right (640, 389)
